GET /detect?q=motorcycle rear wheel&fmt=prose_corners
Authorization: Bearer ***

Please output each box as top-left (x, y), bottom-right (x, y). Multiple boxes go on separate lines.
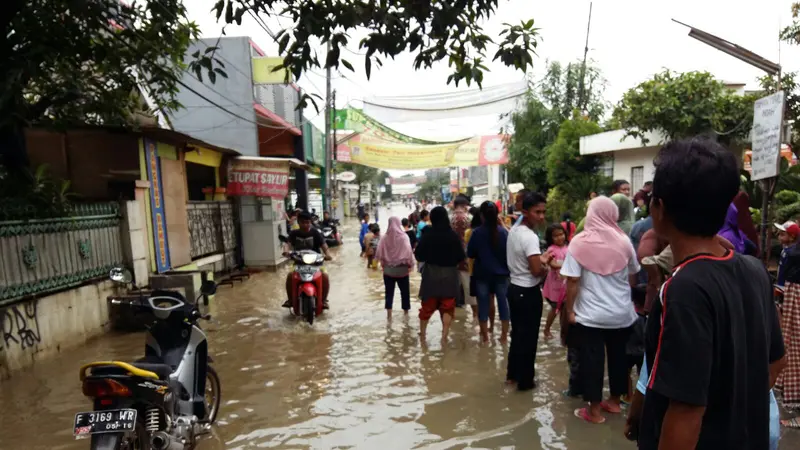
top-left (204, 365), bottom-right (222, 424)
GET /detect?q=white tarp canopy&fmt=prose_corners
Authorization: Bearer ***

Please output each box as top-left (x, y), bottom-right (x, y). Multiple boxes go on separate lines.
top-left (362, 80), bottom-right (527, 123)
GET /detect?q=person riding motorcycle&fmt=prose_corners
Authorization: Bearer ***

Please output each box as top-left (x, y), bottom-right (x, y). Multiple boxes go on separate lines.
top-left (283, 212), bottom-right (332, 309)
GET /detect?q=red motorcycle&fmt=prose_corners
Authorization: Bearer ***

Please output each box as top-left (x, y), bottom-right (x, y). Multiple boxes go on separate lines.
top-left (286, 250), bottom-right (325, 324)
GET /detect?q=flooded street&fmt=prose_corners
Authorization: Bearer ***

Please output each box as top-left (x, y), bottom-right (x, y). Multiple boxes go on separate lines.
top-left (1, 206), bottom-right (798, 449)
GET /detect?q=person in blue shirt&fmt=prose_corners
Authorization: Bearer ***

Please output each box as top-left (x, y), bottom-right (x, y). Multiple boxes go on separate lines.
top-left (467, 201), bottom-right (510, 343)
top-left (359, 213), bottom-right (371, 256)
top-left (775, 220), bottom-right (799, 287)
top-left (416, 209), bottom-right (430, 239)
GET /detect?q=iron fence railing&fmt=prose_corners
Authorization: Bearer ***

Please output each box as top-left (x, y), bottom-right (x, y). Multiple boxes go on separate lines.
top-left (0, 203), bottom-right (123, 306)
top-left (186, 201), bottom-right (240, 271)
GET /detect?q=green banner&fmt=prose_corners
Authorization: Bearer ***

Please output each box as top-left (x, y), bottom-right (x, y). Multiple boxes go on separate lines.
top-left (302, 122), bottom-right (326, 168)
top-left (334, 108), bottom-right (462, 145)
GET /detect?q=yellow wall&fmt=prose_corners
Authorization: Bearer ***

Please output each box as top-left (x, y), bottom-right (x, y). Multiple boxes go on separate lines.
top-left (184, 146), bottom-right (223, 167)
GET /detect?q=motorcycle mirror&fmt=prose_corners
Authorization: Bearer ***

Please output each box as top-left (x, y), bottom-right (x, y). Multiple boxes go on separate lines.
top-left (200, 280), bottom-right (217, 296)
top-left (109, 266), bottom-right (133, 284)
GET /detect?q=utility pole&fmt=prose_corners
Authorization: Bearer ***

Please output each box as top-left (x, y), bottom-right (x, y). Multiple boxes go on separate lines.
top-left (331, 89), bottom-right (337, 217)
top-left (323, 42), bottom-right (333, 214)
top-left (577, 2), bottom-right (593, 113)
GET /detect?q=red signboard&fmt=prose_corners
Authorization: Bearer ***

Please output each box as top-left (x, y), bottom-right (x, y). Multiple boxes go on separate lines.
top-left (227, 159), bottom-right (290, 198)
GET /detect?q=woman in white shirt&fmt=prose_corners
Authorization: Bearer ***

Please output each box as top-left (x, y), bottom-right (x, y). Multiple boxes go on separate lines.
top-left (561, 196), bottom-right (640, 424)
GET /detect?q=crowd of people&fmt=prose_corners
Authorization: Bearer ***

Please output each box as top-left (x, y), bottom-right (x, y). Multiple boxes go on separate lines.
top-left (351, 137), bottom-right (798, 449)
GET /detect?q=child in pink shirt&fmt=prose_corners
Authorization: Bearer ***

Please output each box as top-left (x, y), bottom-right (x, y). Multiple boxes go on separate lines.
top-left (542, 224), bottom-right (568, 339)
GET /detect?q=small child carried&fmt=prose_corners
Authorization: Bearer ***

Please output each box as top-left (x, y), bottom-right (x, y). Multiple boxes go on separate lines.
top-left (364, 224), bottom-right (381, 269)
top-left (542, 224), bottom-right (568, 339)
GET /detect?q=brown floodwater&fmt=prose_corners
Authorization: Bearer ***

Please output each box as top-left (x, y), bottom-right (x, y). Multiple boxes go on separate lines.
top-left (1, 206), bottom-right (798, 449)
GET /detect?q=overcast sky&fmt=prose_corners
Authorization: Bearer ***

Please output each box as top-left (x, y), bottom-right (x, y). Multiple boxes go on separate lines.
top-left (186, 0), bottom-right (800, 174)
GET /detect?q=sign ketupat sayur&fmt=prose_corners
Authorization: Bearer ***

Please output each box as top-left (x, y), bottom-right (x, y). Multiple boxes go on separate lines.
top-left (227, 159), bottom-right (290, 198)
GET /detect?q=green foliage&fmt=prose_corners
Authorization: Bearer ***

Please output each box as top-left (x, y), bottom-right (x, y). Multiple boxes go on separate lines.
top-left (0, 164), bottom-right (77, 220)
top-left (538, 60), bottom-right (607, 122)
top-left (545, 186), bottom-right (586, 224)
top-left (213, 1), bottom-right (540, 110)
top-left (775, 190), bottom-right (800, 208)
top-left (2, 1), bottom-right (223, 132)
top-left (741, 161), bottom-right (800, 212)
top-left (612, 70), bottom-right (755, 145)
top-left (777, 201), bottom-right (800, 224)
top-left (417, 173), bottom-right (450, 202)
top-left (505, 95), bottom-right (559, 191)
top-left (507, 60), bottom-right (607, 194)
top-left (780, 3), bottom-right (800, 45)
top-left (545, 117), bottom-right (604, 187)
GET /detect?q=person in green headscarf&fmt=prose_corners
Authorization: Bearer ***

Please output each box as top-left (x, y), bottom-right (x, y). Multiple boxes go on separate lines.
top-left (575, 194), bottom-right (635, 235)
top-left (610, 193), bottom-right (635, 235)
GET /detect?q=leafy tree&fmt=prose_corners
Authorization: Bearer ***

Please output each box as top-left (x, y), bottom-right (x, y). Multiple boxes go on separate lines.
top-left (612, 70), bottom-right (755, 146)
top-left (545, 116), bottom-right (604, 187)
top-left (1, 0), bottom-right (222, 167)
top-left (538, 60), bottom-right (607, 122)
top-left (506, 61), bottom-right (607, 192)
top-left (213, 0), bottom-right (540, 109)
top-left (417, 173), bottom-right (449, 202)
top-left (505, 95), bottom-right (559, 192)
top-left (780, 2), bottom-right (800, 45)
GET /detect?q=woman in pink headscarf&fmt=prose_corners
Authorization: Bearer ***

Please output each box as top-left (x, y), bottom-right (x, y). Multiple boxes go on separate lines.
top-left (375, 216), bottom-right (415, 318)
top-left (560, 196), bottom-right (641, 424)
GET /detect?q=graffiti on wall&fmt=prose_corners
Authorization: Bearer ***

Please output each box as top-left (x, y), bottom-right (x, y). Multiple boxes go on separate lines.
top-left (0, 300), bottom-right (41, 353)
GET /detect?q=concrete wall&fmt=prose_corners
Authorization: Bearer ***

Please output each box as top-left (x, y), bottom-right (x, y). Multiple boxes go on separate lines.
top-left (611, 146), bottom-right (660, 191)
top-left (0, 280), bottom-right (118, 380)
top-left (170, 37), bottom-right (258, 157)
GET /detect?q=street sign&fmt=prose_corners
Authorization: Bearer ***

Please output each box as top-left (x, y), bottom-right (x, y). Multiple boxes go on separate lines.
top-left (751, 91), bottom-right (785, 181)
top-left (337, 171), bottom-right (357, 182)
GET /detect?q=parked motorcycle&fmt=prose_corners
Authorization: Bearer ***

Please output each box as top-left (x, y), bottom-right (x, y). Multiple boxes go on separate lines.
top-left (313, 219), bottom-right (341, 248)
top-left (279, 236), bottom-right (325, 324)
top-left (321, 225), bottom-right (341, 248)
top-left (74, 267), bottom-right (221, 450)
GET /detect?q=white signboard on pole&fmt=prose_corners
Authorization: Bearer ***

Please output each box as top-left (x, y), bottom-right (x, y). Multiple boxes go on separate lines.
top-left (751, 91), bottom-right (785, 181)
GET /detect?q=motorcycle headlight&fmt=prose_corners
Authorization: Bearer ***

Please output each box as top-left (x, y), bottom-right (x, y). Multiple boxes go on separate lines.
top-left (302, 253), bottom-right (318, 265)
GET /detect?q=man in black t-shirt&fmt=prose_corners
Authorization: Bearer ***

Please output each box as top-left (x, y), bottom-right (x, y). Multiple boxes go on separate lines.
top-left (283, 212), bottom-right (332, 309)
top-left (633, 138), bottom-right (786, 450)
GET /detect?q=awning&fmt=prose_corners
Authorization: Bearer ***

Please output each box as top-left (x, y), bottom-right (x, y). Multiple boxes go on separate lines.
top-left (234, 156), bottom-right (310, 170)
top-left (254, 104), bottom-right (301, 136)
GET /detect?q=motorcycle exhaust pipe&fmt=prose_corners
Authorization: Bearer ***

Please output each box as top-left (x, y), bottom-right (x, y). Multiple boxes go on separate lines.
top-left (150, 431), bottom-right (184, 450)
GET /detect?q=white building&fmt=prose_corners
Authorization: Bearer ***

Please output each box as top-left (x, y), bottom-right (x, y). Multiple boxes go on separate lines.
top-left (580, 82), bottom-right (748, 194)
top-left (579, 128), bottom-right (667, 194)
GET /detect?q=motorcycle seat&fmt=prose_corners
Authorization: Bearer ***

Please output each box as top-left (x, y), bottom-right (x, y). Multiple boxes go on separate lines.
top-left (129, 362), bottom-right (173, 380)
top-left (87, 361), bottom-right (173, 380)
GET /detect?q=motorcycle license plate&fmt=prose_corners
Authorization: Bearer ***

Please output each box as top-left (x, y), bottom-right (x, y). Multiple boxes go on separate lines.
top-left (73, 409), bottom-right (137, 436)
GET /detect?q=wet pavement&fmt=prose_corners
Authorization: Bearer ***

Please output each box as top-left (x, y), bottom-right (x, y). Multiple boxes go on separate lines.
top-left (1, 205), bottom-right (798, 449)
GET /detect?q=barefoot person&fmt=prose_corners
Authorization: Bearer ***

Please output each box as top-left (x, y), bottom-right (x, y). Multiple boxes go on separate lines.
top-left (468, 202), bottom-right (511, 343)
top-left (561, 196), bottom-right (640, 424)
top-left (414, 206), bottom-right (466, 343)
top-left (376, 217), bottom-right (415, 319)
